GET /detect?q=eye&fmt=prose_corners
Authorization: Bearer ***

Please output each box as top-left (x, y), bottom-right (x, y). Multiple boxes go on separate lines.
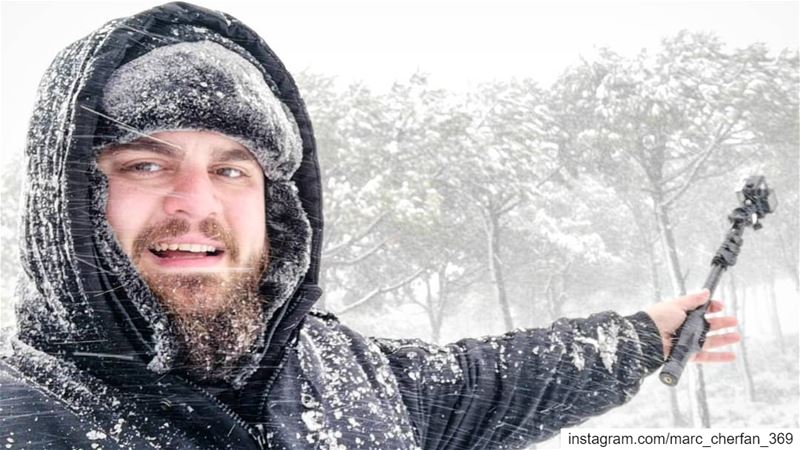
top-left (215, 167), bottom-right (246, 179)
top-left (122, 161), bottom-right (163, 173)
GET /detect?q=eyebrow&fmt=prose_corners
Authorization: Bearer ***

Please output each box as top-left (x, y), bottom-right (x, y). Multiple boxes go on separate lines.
top-left (99, 139), bottom-right (257, 164)
top-left (102, 139), bottom-right (184, 157)
top-left (213, 148), bottom-right (258, 164)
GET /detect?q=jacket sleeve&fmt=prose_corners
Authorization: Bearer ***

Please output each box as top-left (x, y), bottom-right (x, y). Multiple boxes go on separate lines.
top-left (372, 311), bottom-right (664, 450)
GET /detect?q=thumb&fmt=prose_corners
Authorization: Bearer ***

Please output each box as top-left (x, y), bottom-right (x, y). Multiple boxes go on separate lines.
top-left (678, 289), bottom-right (710, 311)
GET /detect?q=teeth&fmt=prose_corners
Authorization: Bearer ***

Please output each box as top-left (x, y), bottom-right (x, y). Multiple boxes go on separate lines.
top-left (150, 243), bottom-right (218, 253)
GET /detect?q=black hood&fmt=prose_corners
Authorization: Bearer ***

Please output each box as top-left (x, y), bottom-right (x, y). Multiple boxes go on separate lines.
top-left (15, 1), bottom-right (324, 387)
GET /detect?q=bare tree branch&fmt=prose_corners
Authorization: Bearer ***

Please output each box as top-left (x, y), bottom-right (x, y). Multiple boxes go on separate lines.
top-left (662, 117), bottom-right (739, 208)
top-left (533, 163), bottom-right (565, 190)
top-left (497, 201), bottom-right (520, 217)
top-left (335, 268), bottom-right (426, 315)
top-left (324, 241), bottom-right (387, 266)
top-left (661, 142), bottom-right (720, 186)
top-left (410, 296), bottom-right (428, 310)
top-left (447, 264), bottom-right (485, 291)
top-left (323, 212), bottom-right (388, 257)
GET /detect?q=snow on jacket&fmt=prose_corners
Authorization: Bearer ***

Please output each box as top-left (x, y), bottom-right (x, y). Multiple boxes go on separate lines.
top-left (0, 2), bottom-right (665, 449)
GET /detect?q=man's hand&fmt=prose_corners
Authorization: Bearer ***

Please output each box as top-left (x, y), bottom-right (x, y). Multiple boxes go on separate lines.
top-left (645, 289), bottom-right (740, 362)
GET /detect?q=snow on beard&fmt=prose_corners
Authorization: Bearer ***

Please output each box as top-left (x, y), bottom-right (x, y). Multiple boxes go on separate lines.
top-left (132, 217), bottom-right (268, 381)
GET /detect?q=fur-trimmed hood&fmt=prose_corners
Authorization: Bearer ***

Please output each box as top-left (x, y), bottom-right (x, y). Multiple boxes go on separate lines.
top-left (14, 1), bottom-right (324, 387)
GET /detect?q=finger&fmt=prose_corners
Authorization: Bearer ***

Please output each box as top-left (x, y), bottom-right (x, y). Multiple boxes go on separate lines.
top-left (702, 332), bottom-right (741, 350)
top-left (678, 289), bottom-right (710, 311)
top-left (706, 299), bottom-right (725, 313)
top-left (691, 351), bottom-right (736, 363)
top-left (707, 316), bottom-right (737, 331)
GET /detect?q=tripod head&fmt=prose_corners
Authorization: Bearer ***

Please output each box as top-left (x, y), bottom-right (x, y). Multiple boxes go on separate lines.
top-left (734, 176), bottom-right (777, 230)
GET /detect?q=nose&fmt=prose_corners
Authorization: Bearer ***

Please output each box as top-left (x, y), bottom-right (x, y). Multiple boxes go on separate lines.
top-left (162, 168), bottom-right (222, 219)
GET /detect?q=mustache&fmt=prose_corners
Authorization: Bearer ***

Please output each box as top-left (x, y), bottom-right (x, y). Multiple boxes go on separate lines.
top-left (132, 217), bottom-right (240, 262)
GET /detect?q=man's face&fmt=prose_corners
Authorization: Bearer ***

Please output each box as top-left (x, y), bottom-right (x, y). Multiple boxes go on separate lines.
top-left (96, 130), bottom-right (268, 316)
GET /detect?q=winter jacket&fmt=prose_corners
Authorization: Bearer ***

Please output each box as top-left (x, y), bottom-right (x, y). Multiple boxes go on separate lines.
top-left (0, 2), bottom-right (665, 449)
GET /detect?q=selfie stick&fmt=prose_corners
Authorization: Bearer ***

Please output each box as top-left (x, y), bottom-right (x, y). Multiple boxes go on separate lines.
top-left (659, 176), bottom-right (776, 386)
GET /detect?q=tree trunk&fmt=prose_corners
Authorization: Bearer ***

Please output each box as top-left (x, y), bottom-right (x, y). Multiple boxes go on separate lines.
top-left (687, 366), bottom-right (710, 427)
top-left (424, 275), bottom-right (442, 343)
top-left (728, 273), bottom-right (757, 402)
top-left (777, 230), bottom-right (800, 292)
top-left (435, 265), bottom-right (450, 344)
top-left (485, 210), bottom-right (514, 330)
top-left (544, 270), bottom-right (566, 322)
top-left (655, 201), bottom-right (711, 428)
top-left (548, 276), bottom-right (559, 321)
top-left (768, 275), bottom-right (785, 354)
top-left (646, 240), bottom-right (687, 427)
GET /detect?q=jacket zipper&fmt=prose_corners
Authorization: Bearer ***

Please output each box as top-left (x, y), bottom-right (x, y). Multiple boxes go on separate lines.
top-left (178, 376), bottom-right (267, 449)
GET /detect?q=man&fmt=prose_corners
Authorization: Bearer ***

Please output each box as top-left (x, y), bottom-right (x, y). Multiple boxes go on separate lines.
top-left (0, 2), bottom-right (739, 449)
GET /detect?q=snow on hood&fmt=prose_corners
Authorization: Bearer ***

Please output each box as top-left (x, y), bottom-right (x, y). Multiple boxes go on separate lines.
top-left (13, 1), bottom-right (324, 387)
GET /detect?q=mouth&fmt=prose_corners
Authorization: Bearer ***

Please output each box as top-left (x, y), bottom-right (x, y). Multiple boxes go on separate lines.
top-left (149, 242), bottom-right (224, 258)
top-left (146, 242), bottom-right (226, 268)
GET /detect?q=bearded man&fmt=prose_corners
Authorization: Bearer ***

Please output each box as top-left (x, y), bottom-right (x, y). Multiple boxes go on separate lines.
top-left (0, 2), bottom-right (739, 449)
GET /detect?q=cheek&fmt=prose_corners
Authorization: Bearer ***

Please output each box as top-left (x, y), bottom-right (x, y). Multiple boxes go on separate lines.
top-left (104, 180), bottom-right (159, 252)
top-left (226, 190), bottom-right (266, 253)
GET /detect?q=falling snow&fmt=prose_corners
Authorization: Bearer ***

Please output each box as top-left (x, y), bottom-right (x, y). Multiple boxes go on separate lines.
top-left (3, 2), bottom-right (793, 450)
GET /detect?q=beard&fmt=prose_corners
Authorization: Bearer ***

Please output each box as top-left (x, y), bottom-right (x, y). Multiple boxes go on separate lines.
top-left (133, 217), bottom-right (268, 382)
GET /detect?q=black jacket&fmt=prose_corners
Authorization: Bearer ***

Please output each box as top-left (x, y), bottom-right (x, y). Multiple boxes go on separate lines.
top-left (0, 2), bottom-right (664, 449)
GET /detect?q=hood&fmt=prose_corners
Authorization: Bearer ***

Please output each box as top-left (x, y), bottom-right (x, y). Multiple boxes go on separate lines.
top-left (14, 1), bottom-right (324, 387)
